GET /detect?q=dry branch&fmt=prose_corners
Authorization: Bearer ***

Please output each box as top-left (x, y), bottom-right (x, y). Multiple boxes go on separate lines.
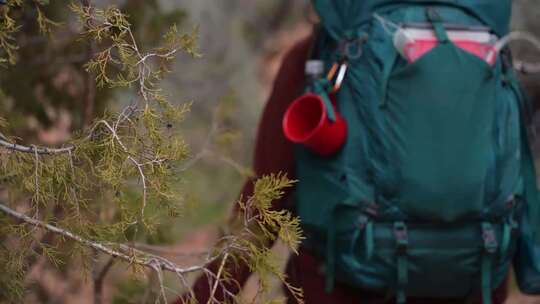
top-left (0, 139), bottom-right (74, 155)
top-left (0, 202), bottom-right (210, 275)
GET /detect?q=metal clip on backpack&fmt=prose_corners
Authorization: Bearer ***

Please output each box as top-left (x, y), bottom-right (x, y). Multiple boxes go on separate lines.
top-left (288, 1), bottom-right (540, 303)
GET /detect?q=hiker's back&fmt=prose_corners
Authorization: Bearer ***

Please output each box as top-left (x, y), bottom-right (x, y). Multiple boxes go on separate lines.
top-left (285, 1), bottom-right (540, 303)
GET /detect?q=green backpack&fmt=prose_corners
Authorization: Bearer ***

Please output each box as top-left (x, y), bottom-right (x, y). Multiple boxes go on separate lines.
top-left (293, 1), bottom-right (540, 303)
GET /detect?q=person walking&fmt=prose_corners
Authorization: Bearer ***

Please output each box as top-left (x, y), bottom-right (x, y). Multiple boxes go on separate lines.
top-left (179, 1), bottom-right (540, 303)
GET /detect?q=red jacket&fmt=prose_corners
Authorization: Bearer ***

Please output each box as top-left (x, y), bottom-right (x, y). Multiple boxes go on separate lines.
top-left (179, 35), bottom-right (509, 304)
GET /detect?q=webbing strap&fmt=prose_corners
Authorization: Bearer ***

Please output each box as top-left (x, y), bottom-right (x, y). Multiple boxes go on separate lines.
top-left (481, 255), bottom-right (493, 304)
top-left (353, 215), bottom-right (375, 260)
top-left (426, 7), bottom-right (449, 43)
top-left (312, 79), bottom-right (337, 122)
top-left (481, 223), bottom-right (498, 304)
top-left (500, 223), bottom-right (511, 259)
top-left (397, 255), bottom-right (408, 304)
top-left (394, 222), bottom-right (408, 304)
top-left (500, 201), bottom-right (518, 259)
top-left (365, 220), bottom-right (374, 260)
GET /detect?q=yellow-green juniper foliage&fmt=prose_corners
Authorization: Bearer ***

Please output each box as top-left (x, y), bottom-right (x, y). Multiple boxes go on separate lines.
top-left (0, 1), bottom-right (303, 303)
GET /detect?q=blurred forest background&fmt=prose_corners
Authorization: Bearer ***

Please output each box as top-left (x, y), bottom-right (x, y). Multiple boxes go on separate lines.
top-left (2, 0), bottom-right (540, 303)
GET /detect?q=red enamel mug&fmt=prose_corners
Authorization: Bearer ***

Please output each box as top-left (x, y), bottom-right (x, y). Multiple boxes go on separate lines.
top-left (282, 93), bottom-right (347, 156)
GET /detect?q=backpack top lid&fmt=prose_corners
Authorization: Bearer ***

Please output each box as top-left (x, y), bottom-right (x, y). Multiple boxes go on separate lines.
top-left (312, 0), bottom-right (512, 38)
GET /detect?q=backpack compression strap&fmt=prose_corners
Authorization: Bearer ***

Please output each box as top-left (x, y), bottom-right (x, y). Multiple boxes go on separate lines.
top-left (394, 222), bottom-right (409, 304)
top-left (481, 223), bottom-right (498, 304)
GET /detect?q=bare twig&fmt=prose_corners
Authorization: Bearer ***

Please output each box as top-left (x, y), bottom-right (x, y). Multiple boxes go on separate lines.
top-left (0, 202), bottom-right (208, 275)
top-left (128, 156), bottom-right (148, 219)
top-left (206, 253), bottom-right (229, 304)
top-left (129, 243), bottom-right (209, 257)
top-left (0, 138), bottom-right (74, 154)
top-left (150, 260), bottom-right (167, 304)
top-left (93, 256), bottom-right (115, 304)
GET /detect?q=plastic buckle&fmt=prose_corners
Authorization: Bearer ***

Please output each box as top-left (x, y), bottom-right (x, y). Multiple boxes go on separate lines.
top-left (482, 223), bottom-right (498, 254)
top-left (505, 196), bottom-right (516, 209)
top-left (358, 215), bottom-right (369, 229)
top-left (365, 202), bottom-right (379, 217)
top-left (394, 222), bottom-right (408, 254)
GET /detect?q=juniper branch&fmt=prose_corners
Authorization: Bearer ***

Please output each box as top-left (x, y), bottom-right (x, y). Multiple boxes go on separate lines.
top-left (0, 2), bottom-right (304, 303)
top-left (0, 202), bottom-right (209, 275)
top-left (0, 138), bottom-right (74, 154)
